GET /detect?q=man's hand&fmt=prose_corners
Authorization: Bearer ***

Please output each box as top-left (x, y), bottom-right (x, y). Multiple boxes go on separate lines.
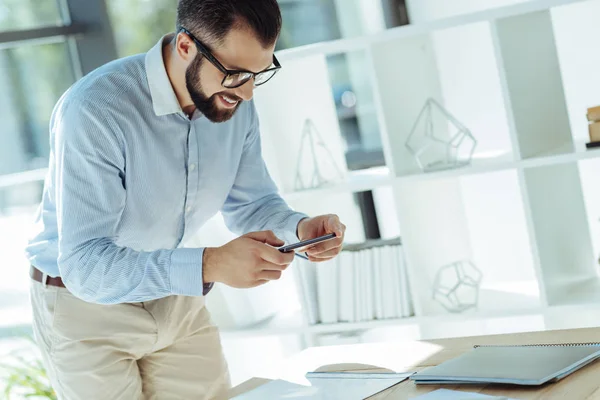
top-left (203, 231), bottom-right (294, 288)
top-left (296, 214), bottom-right (346, 262)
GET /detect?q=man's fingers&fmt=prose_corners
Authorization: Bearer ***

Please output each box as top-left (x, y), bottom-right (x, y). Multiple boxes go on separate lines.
top-left (244, 230), bottom-right (284, 247)
top-left (259, 245), bottom-right (294, 265)
top-left (325, 215), bottom-right (345, 237)
top-left (306, 247), bottom-right (341, 259)
top-left (256, 259), bottom-right (290, 271)
top-left (308, 255), bottom-right (336, 263)
top-left (251, 280), bottom-right (269, 288)
top-left (257, 270), bottom-right (283, 281)
top-left (306, 239), bottom-right (343, 256)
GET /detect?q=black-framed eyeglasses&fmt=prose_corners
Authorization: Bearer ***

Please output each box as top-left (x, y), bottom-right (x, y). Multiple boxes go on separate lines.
top-left (179, 27), bottom-right (281, 89)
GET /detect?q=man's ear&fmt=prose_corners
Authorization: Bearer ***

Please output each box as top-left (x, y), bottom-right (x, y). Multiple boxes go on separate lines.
top-left (176, 32), bottom-right (196, 63)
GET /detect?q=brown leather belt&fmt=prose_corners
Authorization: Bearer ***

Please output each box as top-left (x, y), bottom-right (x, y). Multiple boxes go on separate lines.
top-left (30, 266), bottom-right (66, 288)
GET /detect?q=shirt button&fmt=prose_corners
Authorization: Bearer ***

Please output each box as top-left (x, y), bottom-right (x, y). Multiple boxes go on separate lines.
top-left (186, 206), bottom-right (192, 213)
top-left (189, 163), bottom-right (196, 171)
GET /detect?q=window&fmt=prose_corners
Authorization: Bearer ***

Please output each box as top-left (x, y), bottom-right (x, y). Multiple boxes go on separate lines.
top-left (0, 0), bottom-right (63, 31)
top-left (107, 0), bottom-right (176, 58)
top-left (0, 41), bottom-right (75, 177)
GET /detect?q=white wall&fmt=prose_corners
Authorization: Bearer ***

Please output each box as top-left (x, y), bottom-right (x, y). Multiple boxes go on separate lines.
top-left (394, 177), bottom-right (474, 315)
top-left (254, 55), bottom-right (348, 194)
top-left (577, 159), bottom-right (600, 271)
top-left (372, 186), bottom-right (401, 240)
top-left (332, 0), bottom-right (387, 38)
top-left (432, 22), bottom-right (512, 157)
top-left (460, 170), bottom-right (536, 283)
top-left (406, 0), bottom-right (530, 23)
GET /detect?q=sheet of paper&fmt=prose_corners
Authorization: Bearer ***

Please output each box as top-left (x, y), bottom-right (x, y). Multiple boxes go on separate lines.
top-left (233, 373), bottom-right (411, 400)
top-left (307, 374), bottom-right (408, 399)
top-left (232, 379), bottom-right (317, 399)
top-left (412, 389), bottom-right (517, 400)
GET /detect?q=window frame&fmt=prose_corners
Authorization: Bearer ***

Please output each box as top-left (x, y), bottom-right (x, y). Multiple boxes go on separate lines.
top-left (0, 0), bottom-right (118, 183)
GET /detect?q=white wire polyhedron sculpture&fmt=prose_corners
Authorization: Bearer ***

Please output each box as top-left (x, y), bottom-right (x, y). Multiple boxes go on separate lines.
top-left (406, 98), bottom-right (477, 172)
top-left (294, 119), bottom-right (344, 191)
top-left (432, 260), bottom-right (483, 313)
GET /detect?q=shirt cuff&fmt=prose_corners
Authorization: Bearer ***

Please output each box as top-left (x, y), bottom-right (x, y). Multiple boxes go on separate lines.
top-left (170, 247), bottom-right (206, 297)
top-left (280, 212), bottom-right (310, 245)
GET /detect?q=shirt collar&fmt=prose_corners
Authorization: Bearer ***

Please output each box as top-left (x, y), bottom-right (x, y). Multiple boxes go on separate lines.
top-left (145, 34), bottom-right (183, 117)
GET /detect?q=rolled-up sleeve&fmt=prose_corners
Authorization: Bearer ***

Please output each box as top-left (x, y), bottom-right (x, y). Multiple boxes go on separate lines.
top-left (54, 99), bottom-right (207, 304)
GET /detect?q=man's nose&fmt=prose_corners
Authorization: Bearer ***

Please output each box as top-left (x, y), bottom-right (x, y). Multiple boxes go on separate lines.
top-left (233, 79), bottom-right (254, 101)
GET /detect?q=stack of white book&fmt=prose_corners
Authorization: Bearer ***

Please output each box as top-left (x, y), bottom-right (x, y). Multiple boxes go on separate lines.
top-left (294, 238), bottom-right (413, 325)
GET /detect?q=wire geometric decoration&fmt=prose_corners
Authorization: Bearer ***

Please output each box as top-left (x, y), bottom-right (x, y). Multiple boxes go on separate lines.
top-left (432, 260), bottom-right (483, 313)
top-left (294, 118), bottom-right (344, 191)
top-left (406, 98), bottom-right (477, 172)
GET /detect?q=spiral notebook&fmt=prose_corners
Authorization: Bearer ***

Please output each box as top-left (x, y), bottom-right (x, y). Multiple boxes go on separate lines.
top-left (411, 342), bottom-right (600, 385)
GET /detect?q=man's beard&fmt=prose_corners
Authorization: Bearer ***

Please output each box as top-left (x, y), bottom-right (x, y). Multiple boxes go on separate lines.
top-left (185, 55), bottom-right (242, 123)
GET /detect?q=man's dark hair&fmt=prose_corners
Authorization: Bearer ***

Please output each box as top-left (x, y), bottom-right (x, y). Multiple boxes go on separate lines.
top-left (176, 0), bottom-right (282, 48)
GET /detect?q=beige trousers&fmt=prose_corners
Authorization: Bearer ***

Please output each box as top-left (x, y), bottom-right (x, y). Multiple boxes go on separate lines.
top-left (30, 280), bottom-right (231, 400)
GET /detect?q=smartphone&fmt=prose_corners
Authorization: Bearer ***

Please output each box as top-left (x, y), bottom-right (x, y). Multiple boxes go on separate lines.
top-left (278, 233), bottom-right (337, 253)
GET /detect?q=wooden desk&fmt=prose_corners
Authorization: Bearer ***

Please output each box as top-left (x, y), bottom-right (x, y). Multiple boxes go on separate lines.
top-left (230, 327), bottom-right (600, 399)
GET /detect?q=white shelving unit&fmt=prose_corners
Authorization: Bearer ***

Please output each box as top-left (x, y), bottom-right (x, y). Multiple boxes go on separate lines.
top-left (249, 0), bottom-right (600, 343)
top-left (219, 302), bottom-right (600, 341)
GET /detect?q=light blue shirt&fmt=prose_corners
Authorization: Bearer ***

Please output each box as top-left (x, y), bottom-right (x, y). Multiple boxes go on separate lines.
top-left (26, 35), bottom-right (307, 304)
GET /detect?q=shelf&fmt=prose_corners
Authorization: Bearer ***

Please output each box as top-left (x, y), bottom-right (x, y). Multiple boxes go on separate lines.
top-left (396, 152), bottom-right (518, 183)
top-left (275, 0), bottom-right (590, 62)
top-left (281, 166), bottom-right (393, 201)
top-left (522, 140), bottom-right (600, 169)
top-left (283, 153), bottom-right (525, 201)
top-left (387, 140), bottom-right (600, 184)
top-left (477, 280), bottom-right (542, 311)
top-left (0, 168), bottom-right (47, 189)
top-left (220, 298), bottom-right (550, 339)
top-left (220, 309), bottom-right (418, 338)
top-left (10, 143), bottom-right (600, 200)
top-left (304, 307), bottom-right (546, 333)
top-left (220, 310), bottom-right (306, 339)
top-left (220, 306), bottom-right (566, 340)
top-left (307, 316), bottom-right (418, 334)
top-left (548, 276), bottom-right (600, 306)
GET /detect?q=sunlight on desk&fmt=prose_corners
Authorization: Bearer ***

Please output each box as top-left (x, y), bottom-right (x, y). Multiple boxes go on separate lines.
top-left (259, 341), bottom-right (444, 384)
